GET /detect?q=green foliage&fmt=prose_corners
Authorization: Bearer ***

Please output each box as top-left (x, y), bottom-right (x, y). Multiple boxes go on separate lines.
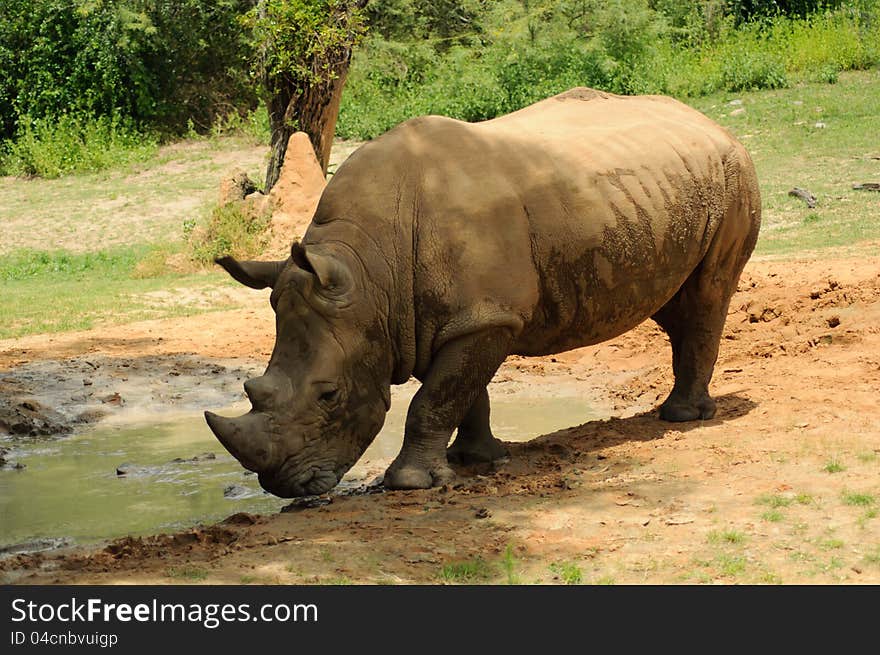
top-left (550, 561), bottom-right (583, 584)
top-left (245, 0), bottom-right (368, 97)
top-left (439, 558), bottom-right (495, 583)
top-left (0, 245), bottom-right (221, 339)
top-left (337, 0), bottom-right (880, 139)
top-left (0, 247), bottom-right (146, 282)
top-left (186, 201), bottom-right (273, 264)
top-left (0, 113), bottom-right (157, 178)
top-left (0, 0), bottom-right (255, 141)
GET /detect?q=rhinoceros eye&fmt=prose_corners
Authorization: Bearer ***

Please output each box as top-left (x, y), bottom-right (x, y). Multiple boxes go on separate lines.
top-left (315, 382), bottom-right (340, 406)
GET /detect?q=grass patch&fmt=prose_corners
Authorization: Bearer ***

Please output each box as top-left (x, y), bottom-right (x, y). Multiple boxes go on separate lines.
top-left (759, 571), bottom-right (783, 584)
top-left (167, 566), bottom-right (209, 581)
top-left (0, 246), bottom-right (237, 339)
top-left (858, 509), bottom-right (878, 528)
top-left (185, 201), bottom-right (273, 264)
top-left (795, 493), bottom-right (815, 505)
top-left (715, 554), bottom-right (748, 578)
top-left (757, 493), bottom-right (794, 509)
top-left (824, 459), bottom-right (846, 473)
top-left (708, 529), bottom-right (747, 545)
top-left (1, 114), bottom-right (157, 179)
top-left (842, 492), bottom-right (876, 507)
top-left (439, 558), bottom-right (495, 584)
top-left (550, 561), bottom-right (583, 585)
top-left (864, 546), bottom-right (880, 566)
top-left (857, 452), bottom-right (878, 463)
top-left (819, 538), bottom-right (845, 550)
top-left (690, 70), bottom-right (880, 257)
top-left (501, 544), bottom-right (520, 585)
top-left (761, 510), bottom-right (785, 522)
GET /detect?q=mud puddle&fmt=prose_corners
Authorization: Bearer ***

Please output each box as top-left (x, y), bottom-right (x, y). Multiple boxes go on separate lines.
top-left (0, 389), bottom-right (598, 550)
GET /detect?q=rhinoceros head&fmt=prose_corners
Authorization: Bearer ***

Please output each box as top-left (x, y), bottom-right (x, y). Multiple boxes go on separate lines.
top-left (205, 243), bottom-right (390, 497)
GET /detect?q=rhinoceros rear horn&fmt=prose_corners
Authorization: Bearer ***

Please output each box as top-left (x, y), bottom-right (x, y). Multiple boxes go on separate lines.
top-left (214, 256), bottom-right (287, 289)
top-left (204, 410), bottom-right (274, 472)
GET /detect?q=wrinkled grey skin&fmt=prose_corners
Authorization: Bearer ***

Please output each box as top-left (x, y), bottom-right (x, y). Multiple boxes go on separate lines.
top-left (205, 87), bottom-right (761, 497)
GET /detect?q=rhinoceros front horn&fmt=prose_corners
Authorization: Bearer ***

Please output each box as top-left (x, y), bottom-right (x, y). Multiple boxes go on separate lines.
top-left (204, 410), bottom-right (274, 472)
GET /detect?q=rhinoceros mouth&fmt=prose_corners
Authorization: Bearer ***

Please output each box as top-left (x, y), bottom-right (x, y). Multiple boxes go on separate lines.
top-left (259, 462), bottom-right (339, 498)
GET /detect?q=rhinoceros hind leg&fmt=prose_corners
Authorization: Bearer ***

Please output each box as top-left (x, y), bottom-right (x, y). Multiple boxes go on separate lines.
top-left (385, 328), bottom-right (513, 490)
top-left (446, 387), bottom-right (510, 465)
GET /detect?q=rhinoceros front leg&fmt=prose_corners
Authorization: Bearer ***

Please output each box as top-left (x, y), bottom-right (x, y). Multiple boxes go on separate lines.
top-left (446, 388), bottom-right (510, 465)
top-left (384, 328), bottom-right (514, 490)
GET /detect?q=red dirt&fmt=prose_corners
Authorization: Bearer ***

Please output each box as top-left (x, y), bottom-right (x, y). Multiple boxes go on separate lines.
top-left (2, 255), bottom-right (879, 584)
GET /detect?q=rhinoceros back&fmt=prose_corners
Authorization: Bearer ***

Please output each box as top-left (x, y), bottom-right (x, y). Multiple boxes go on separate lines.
top-left (310, 88), bottom-right (756, 362)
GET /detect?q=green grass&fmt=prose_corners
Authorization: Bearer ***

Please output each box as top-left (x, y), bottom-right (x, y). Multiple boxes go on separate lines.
top-left (0, 247), bottom-right (238, 339)
top-left (439, 558), bottom-right (495, 584)
top-left (690, 70), bottom-right (880, 257)
top-left (708, 530), bottom-right (747, 545)
top-left (167, 566), bottom-right (209, 581)
top-left (757, 493), bottom-right (794, 509)
top-left (0, 114), bottom-right (158, 179)
top-left (550, 561), bottom-right (583, 585)
top-left (501, 544), bottom-right (520, 585)
top-left (842, 492), bottom-right (876, 507)
top-left (824, 459), bottom-right (847, 473)
top-left (761, 510), bottom-right (785, 522)
top-left (0, 136), bottom-right (266, 257)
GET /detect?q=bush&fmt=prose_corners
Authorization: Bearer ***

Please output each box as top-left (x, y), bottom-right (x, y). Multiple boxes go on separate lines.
top-left (338, 1), bottom-right (880, 139)
top-left (0, 113), bottom-right (157, 178)
top-left (0, 0), bottom-right (256, 141)
top-left (185, 201), bottom-right (273, 264)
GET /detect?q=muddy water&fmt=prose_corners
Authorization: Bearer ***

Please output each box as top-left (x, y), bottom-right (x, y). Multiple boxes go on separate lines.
top-left (0, 391), bottom-right (596, 549)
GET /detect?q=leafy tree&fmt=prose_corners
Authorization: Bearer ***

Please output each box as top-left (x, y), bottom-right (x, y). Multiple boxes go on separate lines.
top-left (0, 0), bottom-right (255, 140)
top-left (247, 0), bottom-right (367, 190)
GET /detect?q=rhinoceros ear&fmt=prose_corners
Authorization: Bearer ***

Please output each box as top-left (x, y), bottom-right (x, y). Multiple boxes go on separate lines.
top-left (304, 250), bottom-right (353, 296)
top-left (215, 256), bottom-right (287, 289)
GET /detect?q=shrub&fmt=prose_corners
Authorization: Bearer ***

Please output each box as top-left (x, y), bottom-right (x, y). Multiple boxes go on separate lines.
top-left (185, 201), bottom-right (273, 264)
top-left (0, 113), bottom-right (157, 178)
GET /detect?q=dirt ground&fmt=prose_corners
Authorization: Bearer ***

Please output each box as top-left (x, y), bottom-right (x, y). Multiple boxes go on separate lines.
top-left (1, 254), bottom-right (879, 584)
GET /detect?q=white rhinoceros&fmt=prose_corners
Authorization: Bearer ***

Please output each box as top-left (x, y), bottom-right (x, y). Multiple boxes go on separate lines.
top-left (206, 87), bottom-right (761, 497)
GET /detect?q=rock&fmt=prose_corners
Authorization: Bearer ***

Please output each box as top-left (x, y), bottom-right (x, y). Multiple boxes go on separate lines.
top-left (730, 107), bottom-right (746, 117)
top-left (280, 496), bottom-right (332, 511)
top-left (169, 452), bottom-right (216, 464)
top-left (788, 187), bottom-right (817, 208)
top-left (223, 484), bottom-right (253, 499)
top-left (814, 121), bottom-right (826, 129)
top-left (0, 537), bottom-right (72, 556)
top-left (219, 170), bottom-right (259, 205)
top-left (0, 398), bottom-right (71, 440)
top-left (729, 99), bottom-right (743, 106)
top-left (826, 315), bottom-right (840, 328)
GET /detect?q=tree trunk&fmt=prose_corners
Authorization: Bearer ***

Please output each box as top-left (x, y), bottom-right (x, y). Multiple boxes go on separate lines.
top-left (263, 53), bottom-right (352, 193)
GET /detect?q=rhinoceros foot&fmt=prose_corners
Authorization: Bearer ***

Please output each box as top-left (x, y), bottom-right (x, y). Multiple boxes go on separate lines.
top-left (446, 437), bottom-right (509, 465)
top-left (659, 395), bottom-right (717, 422)
top-left (384, 459), bottom-right (455, 490)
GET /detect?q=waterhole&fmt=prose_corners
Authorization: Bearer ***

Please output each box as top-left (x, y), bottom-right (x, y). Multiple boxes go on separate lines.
top-left (0, 392), bottom-right (596, 550)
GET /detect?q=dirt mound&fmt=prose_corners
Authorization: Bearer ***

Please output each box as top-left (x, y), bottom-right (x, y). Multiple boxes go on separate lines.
top-left (216, 132), bottom-right (327, 260)
top-left (265, 133), bottom-right (326, 256)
